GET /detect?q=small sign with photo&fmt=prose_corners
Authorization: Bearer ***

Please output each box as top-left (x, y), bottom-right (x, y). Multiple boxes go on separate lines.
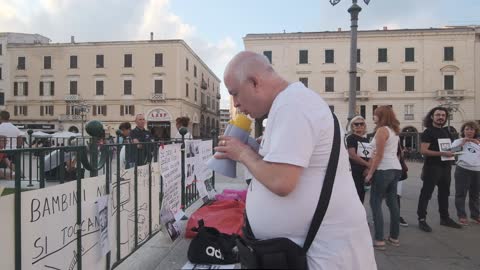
top-left (438, 138), bottom-right (455, 161)
top-left (160, 207), bottom-right (181, 241)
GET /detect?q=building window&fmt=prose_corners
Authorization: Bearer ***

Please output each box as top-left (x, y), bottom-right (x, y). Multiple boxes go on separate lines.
top-left (124, 54), bottom-right (132, 68)
top-left (357, 49), bottom-right (361, 63)
top-left (44, 56), bottom-right (52, 69)
top-left (14, 105), bottom-right (28, 116)
top-left (40, 105), bottom-right (54, 116)
top-left (263, 51), bottom-right (272, 64)
top-left (69, 81), bottom-right (78, 95)
top-left (155, 53), bottom-right (163, 67)
top-left (0, 44), bottom-right (2, 55)
top-left (404, 104), bottom-right (414, 120)
top-left (378, 48), bottom-right (387, 62)
top-left (195, 88), bottom-right (198, 102)
top-left (194, 65), bottom-right (197, 77)
top-left (207, 95), bottom-right (211, 109)
top-left (39, 81), bottom-right (55, 96)
top-left (120, 105), bottom-right (135, 116)
top-left (201, 92), bottom-right (205, 105)
top-left (13, 81), bottom-right (28, 96)
top-left (124, 80), bottom-right (132, 95)
top-left (299, 50), bottom-right (308, 64)
top-left (405, 76), bottom-right (415, 91)
top-left (444, 75), bottom-right (454, 90)
top-left (92, 105), bottom-right (107, 116)
top-left (360, 105), bottom-right (366, 119)
top-left (405, 48), bottom-right (415, 62)
top-left (444, 47), bottom-right (454, 61)
top-left (356, 77), bottom-right (361, 91)
top-left (17, 57), bottom-right (26, 70)
top-left (378, 76), bottom-right (387, 92)
top-left (154, 79), bottom-right (163, 94)
top-left (96, 80), bottom-right (104, 95)
top-left (0, 67), bottom-right (2, 80)
top-left (185, 83), bottom-right (189, 97)
top-left (70, 55), bottom-right (78, 69)
top-left (185, 58), bottom-right (189, 71)
top-left (96, 55), bottom-right (104, 68)
top-left (325, 77), bottom-right (334, 92)
top-left (0, 93), bottom-right (4, 106)
top-left (325, 49), bottom-right (334, 64)
top-left (299, 77), bottom-right (308, 87)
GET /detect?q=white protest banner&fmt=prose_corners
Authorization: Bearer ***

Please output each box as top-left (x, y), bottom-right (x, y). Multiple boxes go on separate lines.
top-left (20, 176), bottom-right (110, 270)
top-left (0, 194), bottom-right (15, 270)
top-left (158, 144), bottom-right (182, 215)
top-left (198, 140), bottom-right (213, 181)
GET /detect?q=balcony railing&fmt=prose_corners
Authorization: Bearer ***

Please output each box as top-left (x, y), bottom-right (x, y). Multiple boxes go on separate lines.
top-left (150, 93), bottom-right (165, 102)
top-left (435, 89), bottom-right (465, 100)
top-left (64, 94), bottom-right (80, 102)
top-left (343, 91), bottom-right (370, 100)
top-left (59, 114), bottom-right (83, 121)
top-left (404, 114), bottom-right (414, 120)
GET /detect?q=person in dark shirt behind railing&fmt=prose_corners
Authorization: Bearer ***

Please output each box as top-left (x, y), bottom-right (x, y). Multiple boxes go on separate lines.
top-left (127, 114), bottom-right (152, 168)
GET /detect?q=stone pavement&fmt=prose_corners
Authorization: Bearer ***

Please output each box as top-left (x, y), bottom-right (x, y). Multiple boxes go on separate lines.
top-left (118, 162), bottom-right (480, 270)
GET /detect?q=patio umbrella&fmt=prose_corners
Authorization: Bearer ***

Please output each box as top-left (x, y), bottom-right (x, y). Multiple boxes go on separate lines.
top-left (32, 131), bottom-right (52, 138)
top-left (52, 131), bottom-right (81, 138)
top-left (44, 150), bottom-right (74, 172)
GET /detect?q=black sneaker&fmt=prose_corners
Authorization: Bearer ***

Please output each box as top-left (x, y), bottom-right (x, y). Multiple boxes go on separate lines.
top-left (440, 217), bottom-right (462, 229)
top-left (419, 219), bottom-right (432, 232)
top-left (399, 217), bottom-right (409, 227)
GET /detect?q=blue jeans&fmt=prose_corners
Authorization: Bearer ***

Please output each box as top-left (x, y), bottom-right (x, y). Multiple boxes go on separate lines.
top-left (370, 169), bottom-right (401, 241)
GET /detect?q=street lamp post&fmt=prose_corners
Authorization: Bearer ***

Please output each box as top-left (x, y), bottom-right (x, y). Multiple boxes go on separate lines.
top-left (330, 0), bottom-right (370, 122)
top-left (74, 102), bottom-right (90, 137)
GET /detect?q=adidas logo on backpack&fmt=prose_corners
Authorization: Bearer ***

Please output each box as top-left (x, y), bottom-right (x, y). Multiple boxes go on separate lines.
top-left (206, 246), bottom-right (224, 260)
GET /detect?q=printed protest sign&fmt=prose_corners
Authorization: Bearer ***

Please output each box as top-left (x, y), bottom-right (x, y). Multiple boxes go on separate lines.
top-left (159, 144), bottom-right (182, 215)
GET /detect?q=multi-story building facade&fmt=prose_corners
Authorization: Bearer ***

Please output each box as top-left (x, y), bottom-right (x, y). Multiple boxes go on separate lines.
top-left (244, 26), bottom-right (480, 147)
top-left (219, 109), bottom-right (230, 135)
top-left (4, 34), bottom-right (221, 138)
top-left (0, 33), bottom-right (50, 112)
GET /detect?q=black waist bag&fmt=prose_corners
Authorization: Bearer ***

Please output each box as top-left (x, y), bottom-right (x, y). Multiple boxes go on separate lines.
top-left (236, 113), bottom-right (341, 270)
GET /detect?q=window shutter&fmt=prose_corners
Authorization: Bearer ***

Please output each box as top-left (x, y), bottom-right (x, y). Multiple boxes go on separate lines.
top-left (131, 105), bottom-right (135, 115)
top-left (24, 82), bottom-right (28, 96)
top-left (14, 82), bottom-right (18, 96)
top-left (24, 106), bottom-right (28, 116)
top-left (66, 105), bottom-right (69, 114)
top-left (120, 105), bottom-right (124, 116)
top-left (92, 105), bottom-right (97, 116)
top-left (51, 81), bottom-right (55, 96)
top-left (14, 106), bottom-right (18, 116)
top-left (103, 105), bottom-right (107, 116)
top-left (40, 106), bottom-right (44, 116)
top-left (40, 82), bottom-right (44, 96)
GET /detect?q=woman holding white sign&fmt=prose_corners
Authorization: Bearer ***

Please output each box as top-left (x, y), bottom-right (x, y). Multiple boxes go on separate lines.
top-left (451, 121), bottom-right (480, 226)
top-left (346, 115), bottom-right (371, 203)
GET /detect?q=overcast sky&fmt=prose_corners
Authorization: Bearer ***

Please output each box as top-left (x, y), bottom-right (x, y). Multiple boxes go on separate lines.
top-left (1, 0), bottom-right (479, 108)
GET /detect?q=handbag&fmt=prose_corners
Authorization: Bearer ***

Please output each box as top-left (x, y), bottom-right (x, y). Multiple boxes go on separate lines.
top-left (236, 113), bottom-right (341, 269)
top-left (187, 219), bottom-right (239, 265)
top-left (397, 142), bottom-right (408, 181)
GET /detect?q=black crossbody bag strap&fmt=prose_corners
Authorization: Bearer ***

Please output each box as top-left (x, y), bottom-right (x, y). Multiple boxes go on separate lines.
top-left (302, 113), bottom-right (341, 252)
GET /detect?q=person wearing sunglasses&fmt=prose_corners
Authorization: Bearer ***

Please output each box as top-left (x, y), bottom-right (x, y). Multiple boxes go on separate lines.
top-left (346, 115), bottom-right (371, 203)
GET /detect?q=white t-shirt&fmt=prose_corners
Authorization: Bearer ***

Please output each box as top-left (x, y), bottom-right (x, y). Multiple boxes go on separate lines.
top-left (174, 130), bottom-right (193, 140)
top-left (451, 138), bottom-right (480, 171)
top-left (246, 82), bottom-right (376, 270)
top-left (0, 122), bottom-right (22, 149)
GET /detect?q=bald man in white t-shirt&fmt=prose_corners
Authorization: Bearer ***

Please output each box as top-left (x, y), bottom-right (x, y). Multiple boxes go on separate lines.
top-left (214, 51), bottom-right (376, 270)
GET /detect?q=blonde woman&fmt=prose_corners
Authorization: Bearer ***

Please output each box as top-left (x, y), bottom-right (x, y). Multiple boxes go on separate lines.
top-left (365, 106), bottom-right (402, 250)
top-left (346, 115), bottom-right (371, 203)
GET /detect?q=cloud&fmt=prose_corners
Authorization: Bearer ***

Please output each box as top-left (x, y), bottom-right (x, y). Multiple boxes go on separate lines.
top-left (0, 0), bottom-right (236, 108)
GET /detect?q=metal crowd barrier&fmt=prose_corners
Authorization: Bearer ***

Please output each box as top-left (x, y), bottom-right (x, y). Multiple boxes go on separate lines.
top-left (0, 134), bottom-right (217, 270)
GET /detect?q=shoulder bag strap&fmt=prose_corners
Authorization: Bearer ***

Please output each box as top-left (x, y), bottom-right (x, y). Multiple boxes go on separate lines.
top-left (303, 112), bottom-right (341, 252)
